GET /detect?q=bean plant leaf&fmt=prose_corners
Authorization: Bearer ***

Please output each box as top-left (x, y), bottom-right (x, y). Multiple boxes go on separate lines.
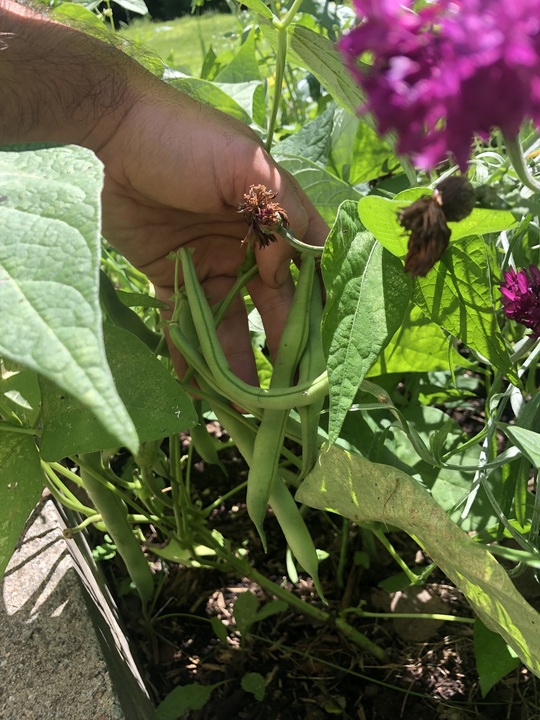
top-left (155, 684), bottom-right (219, 720)
top-left (329, 108), bottom-right (399, 185)
top-left (215, 81), bottom-right (263, 126)
top-left (413, 235), bottom-right (517, 383)
top-left (168, 78), bottom-right (251, 124)
top-left (273, 156), bottom-right (361, 226)
top-left (273, 105), bottom-right (335, 167)
top-left (0, 145), bottom-right (138, 452)
top-left (358, 192), bottom-right (516, 258)
top-left (234, 0), bottom-right (273, 19)
top-left (1, 367), bottom-right (41, 427)
top-left (40, 324), bottom-right (197, 461)
top-left (368, 304), bottom-right (474, 376)
top-left (110, 0), bottom-right (148, 14)
top-left (51, 2), bottom-right (105, 26)
top-left (241, 672), bottom-right (266, 702)
top-left (474, 619), bottom-right (520, 696)
top-left (285, 25), bottom-right (367, 115)
top-left (234, 590), bottom-right (260, 637)
top-left (0, 434), bottom-right (43, 581)
top-left (215, 29), bottom-right (261, 83)
top-left (296, 445), bottom-right (540, 678)
top-left (500, 425), bottom-right (540, 469)
top-left (321, 201), bottom-right (410, 443)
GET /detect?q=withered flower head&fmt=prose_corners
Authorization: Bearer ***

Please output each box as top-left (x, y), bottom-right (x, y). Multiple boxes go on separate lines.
top-left (399, 176), bottom-right (475, 277)
top-left (237, 184), bottom-right (289, 248)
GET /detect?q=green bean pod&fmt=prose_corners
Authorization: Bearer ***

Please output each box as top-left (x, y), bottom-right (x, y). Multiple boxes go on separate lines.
top-left (209, 398), bottom-right (324, 598)
top-left (269, 476), bottom-right (325, 600)
top-left (297, 271), bottom-right (326, 479)
top-left (246, 255), bottom-right (315, 546)
top-left (190, 401), bottom-right (227, 474)
top-left (79, 453), bottom-right (154, 608)
top-left (99, 270), bottom-right (164, 354)
top-left (178, 248), bottom-right (328, 411)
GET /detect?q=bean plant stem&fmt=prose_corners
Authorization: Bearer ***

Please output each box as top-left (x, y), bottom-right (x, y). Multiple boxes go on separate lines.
top-left (79, 453), bottom-right (154, 607)
top-left (196, 525), bottom-right (387, 662)
top-left (0, 422), bottom-right (39, 435)
top-left (372, 528), bottom-right (423, 585)
top-left (266, 26), bottom-right (288, 151)
top-left (344, 608), bottom-right (474, 623)
top-left (503, 132), bottom-right (540, 193)
top-left (336, 518), bottom-right (349, 590)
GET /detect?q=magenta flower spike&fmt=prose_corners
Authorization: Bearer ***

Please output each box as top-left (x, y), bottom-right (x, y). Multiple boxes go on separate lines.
top-left (339, 1), bottom-right (540, 170)
top-left (500, 266), bottom-right (540, 338)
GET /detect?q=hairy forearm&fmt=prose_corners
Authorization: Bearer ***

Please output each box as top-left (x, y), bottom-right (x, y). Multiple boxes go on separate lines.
top-left (0, 1), bottom-right (150, 149)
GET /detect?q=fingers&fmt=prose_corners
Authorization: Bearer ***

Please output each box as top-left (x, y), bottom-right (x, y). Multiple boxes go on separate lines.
top-left (247, 273), bottom-right (296, 362)
top-left (203, 276), bottom-right (259, 387)
top-left (249, 164), bottom-right (329, 289)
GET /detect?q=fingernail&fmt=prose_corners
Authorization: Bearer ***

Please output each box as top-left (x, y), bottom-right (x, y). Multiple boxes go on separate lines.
top-left (274, 261), bottom-right (290, 287)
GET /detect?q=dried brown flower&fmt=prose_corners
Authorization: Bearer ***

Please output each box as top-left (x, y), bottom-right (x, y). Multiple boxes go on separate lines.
top-left (399, 176), bottom-right (475, 277)
top-left (237, 184), bottom-right (289, 248)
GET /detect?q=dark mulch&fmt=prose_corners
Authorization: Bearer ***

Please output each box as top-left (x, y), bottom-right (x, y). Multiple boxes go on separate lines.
top-left (99, 429), bottom-right (539, 720)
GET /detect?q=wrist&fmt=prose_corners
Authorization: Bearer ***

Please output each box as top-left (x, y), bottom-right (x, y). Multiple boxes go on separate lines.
top-left (0, 1), bottom-right (152, 151)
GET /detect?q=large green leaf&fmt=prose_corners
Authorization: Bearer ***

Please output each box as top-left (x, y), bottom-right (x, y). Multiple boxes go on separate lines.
top-left (272, 156), bottom-right (361, 225)
top-left (368, 304), bottom-right (474, 376)
top-left (0, 434), bottom-right (43, 580)
top-left (321, 201), bottom-right (410, 443)
top-left (474, 619), bottom-right (520, 696)
top-left (52, 2), bottom-right (105, 27)
top-left (215, 29), bottom-right (261, 83)
top-left (40, 324), bottom-right (197, 461)
top-left (358, 192), bottom-right (516, 258)
top-left (329, 108), bottom-right (399, 185)
top-left (215, 81), bottom-right (263, 125)
top-left (168, 78), bottom-right (251, 124)
top-left (413, 235), bottom-right (516, 382)
top-left (111, 0), bottom-right (148, 14)
top-left (273, 105), bottom-right (334, 167)
top-left (155, 684), bottom-right (219, 720)
top-left (234, 0), bottom-right (273, 19)
top-left (501, 425), bottom-right (540, 469)
top-left (285, 25), bottom-right (365, 115)
top-left (296, 445), bottom-right (540, 677)
top-left (0, 145), bottom-right (138, 451)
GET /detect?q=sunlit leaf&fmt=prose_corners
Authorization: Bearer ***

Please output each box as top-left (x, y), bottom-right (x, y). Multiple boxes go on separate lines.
top-left (235, 0), bottom-right (273, 19)
top-left (0, 145), bottom-right (138, 451)
top-left (368, 304), bottom-right (474, 375)
top-left (111, 0), bottom-right (148, 15)
top-left (155, 684), bottom-right (219, 720)
top-left (273, 156), bottom-right (361, 226)
top-left (474, 619), bottom-right (520, 696)
top-left (215, 29), bottom-right (261, 83)
top-left (168, 78), bottom-right (251, 123)
top-left (296, 445), bottom-right (540, 678)
top-left (413, 235), bottom-right (516, 382)
top-left (321, 201), bottom-right (410, 442)
top-left (501, 425), bottom-right (540, 469)
top-left (0, 434), bottom-right (43, 581)
top-left (40, 324), bottom-right (197, 461)
top-left (358, 192), bottom-right (516, 258)
top-left (273, 105), bottom-right (334, 167)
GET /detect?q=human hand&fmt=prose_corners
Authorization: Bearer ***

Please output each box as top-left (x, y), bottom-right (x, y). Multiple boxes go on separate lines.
top-left (96, 81), bottom-right (328, 383)
top-left (0, 1), bottom-right (327, 383)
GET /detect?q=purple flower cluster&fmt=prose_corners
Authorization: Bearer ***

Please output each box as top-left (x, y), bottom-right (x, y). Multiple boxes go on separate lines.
top-left (339, 1), bottom-right (540, 169)
top-left (500, 266), bottom-right (540, 338)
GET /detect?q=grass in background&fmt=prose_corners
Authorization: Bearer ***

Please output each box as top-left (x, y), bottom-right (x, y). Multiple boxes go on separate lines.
top-left (121, 13), bottom-right (241, 76)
